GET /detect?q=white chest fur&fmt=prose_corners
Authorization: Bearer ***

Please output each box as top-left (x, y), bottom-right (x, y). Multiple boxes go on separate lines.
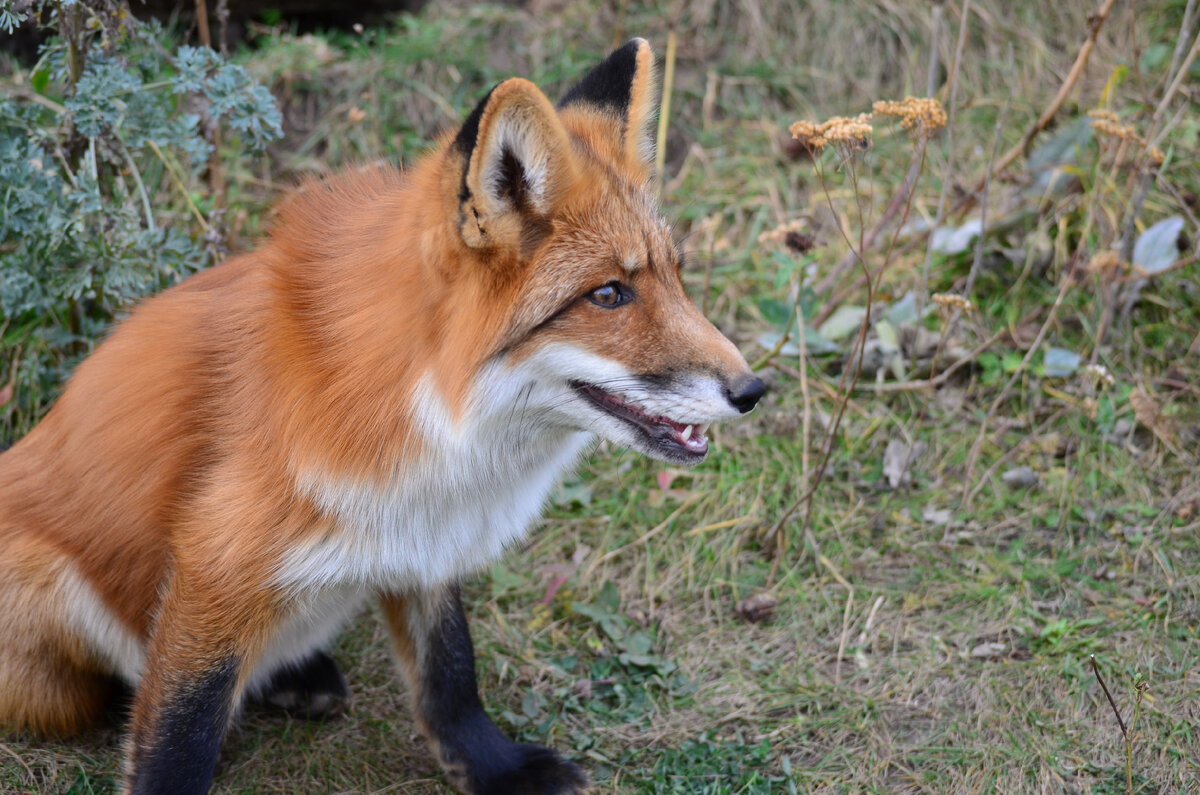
top-left (274, 364), bottom-right (591, 594)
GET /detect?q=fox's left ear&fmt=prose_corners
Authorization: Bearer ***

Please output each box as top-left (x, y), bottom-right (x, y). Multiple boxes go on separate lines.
top-left (558, 38), bottom-right (657, 172)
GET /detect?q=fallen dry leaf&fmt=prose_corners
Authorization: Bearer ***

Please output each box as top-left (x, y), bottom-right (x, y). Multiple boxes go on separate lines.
top-left (971, 641), bottom-right (1007, 659)
top-left (883, 439), bottom-right (927, 489)
top-left (735, 592), bottom-right (777, 623)
top-left (1130, 386), bottom-right (1183, 454)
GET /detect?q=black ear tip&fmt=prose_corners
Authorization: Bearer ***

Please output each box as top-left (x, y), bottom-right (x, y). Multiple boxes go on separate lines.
top-left (453, 82), bottom-right (500, 158)
top-left (558, 38), bottom-right (648, 114)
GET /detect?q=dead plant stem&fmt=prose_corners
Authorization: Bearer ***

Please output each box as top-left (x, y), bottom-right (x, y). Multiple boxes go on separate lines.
top-left (768, 138), bottom-right (925, 585)
top-left (988, 0), bottom-right (1118, 179)
top-left (963, 43), bottom-right (1015, 299)
top-left (960, 273), bottom-right (1072, 510)
top-left (1165, 0), bottom-right (1199, 91)
top-left (918, 0), bottom-right (970, 318)
top-left (926, 2), bottom-right (945, 98)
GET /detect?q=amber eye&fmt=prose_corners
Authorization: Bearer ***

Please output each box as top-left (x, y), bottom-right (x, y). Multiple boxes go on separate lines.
top-left (587, 283), bottom-right (630, 308)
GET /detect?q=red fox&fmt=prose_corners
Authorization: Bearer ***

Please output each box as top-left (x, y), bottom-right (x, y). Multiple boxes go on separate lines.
top-left (0, 39), bottom-right (763, 794)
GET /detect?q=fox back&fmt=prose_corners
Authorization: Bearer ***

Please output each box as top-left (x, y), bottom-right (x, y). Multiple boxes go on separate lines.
top-left (0, 39), bottom-right (763, 794)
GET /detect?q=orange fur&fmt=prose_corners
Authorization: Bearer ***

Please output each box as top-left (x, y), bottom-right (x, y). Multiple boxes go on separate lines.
top-left (0, 39), bottom-right (762, 794)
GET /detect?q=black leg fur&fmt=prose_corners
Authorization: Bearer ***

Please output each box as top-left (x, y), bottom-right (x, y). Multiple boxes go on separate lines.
top-left (256, 649), bottom-right (349, 720)
top-left (383, 587), bottom-right (588, 795)
top-left (126, 658), bottom-right (238, 795)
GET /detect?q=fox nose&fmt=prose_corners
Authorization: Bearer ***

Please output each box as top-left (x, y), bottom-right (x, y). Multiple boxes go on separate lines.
top-left (725, 374), bottom-right (766, 413)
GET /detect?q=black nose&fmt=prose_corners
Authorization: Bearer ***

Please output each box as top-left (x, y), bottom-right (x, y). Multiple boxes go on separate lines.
top-left (725, 374), bottom-right (766, 413)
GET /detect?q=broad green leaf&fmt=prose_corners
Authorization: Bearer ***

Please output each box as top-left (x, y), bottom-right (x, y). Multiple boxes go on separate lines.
top-left (1026, 116), bottom-right (1093, 189)
top-left (757, 297), bottom-right (793, 329)
top-left (1043, 347), bottom-right (1081, 377)
top-left (1132, 216), bottom-right (1184, 275)
top-left (931, 218), bottom-right (982, 255)
top-left (884, 291), bottom-right (918, 325)
top-left (818, 305), bottom-right (867, 341)
top-left (874, 319), bottom-right (899, 349)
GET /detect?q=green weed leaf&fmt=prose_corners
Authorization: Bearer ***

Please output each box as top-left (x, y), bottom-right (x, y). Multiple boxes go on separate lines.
top-left (1132, 216), bottom-right (1184, 275)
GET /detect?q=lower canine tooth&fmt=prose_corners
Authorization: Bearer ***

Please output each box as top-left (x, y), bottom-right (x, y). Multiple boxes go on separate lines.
top-left (681, 425), bottom-right (694, 441)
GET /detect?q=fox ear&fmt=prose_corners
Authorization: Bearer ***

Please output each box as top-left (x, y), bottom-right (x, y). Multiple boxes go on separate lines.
top-left (558, 38), bottom-right (657, 171)
top-left (453, 78), bottom-right (576, 251)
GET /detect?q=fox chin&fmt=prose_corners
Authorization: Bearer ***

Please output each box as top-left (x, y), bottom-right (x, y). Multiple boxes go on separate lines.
top-left (0, 38), bottom-right (764, 795)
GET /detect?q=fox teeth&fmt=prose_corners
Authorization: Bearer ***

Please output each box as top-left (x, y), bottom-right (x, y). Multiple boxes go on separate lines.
top-left (681, 424), bottom-right (694, 441)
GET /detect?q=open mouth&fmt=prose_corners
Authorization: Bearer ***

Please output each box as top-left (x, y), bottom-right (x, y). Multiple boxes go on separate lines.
top-left (571, 381), bottom-right (709, 460)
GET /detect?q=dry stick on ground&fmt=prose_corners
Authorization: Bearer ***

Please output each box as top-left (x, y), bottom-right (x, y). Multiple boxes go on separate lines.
top-left (853, 320), bottom-right (1023, 393)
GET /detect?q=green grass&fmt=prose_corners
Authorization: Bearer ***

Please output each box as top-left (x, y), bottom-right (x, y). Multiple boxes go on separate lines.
top-left (3, 0), bottom-right (1199, 793)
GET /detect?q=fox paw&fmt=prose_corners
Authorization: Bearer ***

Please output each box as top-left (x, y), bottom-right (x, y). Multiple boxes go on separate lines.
top-left (257, 650), bottom-right (349, 720)
top-left (472, 744), bottom-right (588, 795)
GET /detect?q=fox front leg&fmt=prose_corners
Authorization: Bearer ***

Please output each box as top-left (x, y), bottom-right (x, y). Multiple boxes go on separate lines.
top-left (381, 586), bottom-right (588, 795)
top-left (121, 579), bottom-right (269, 795)
top-left (124, 657), bottom-right (240, 795)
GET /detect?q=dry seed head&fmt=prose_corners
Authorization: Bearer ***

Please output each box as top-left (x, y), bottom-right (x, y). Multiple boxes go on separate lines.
top-left (759, 220), bottom-right (816, 256)
top-left (1082, 363), bottom-right (1116, 388)
top-left (931, 292), bottom-right (973, 312)
top-left (1088, 109), bottom-right (1163, 163)
top-left (872, 97), bottom-right (947, 136)
top-left (759, 219), bottom-right (804, 246)
top-left (1086, 250), bottom-right (1126, 275)
top-left (789, 114), bottom-right (873, 151)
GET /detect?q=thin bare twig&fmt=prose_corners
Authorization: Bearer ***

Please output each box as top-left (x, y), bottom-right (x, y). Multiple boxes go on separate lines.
top-left (1165, 0), bottom-right (1199, 90)
top-left (1090, 655), bottom-right (1127, 737)
top-left (814, 140), bottom-right (928, 298)
top-left (853, 323), bottom-right (1012, 393)
top-left (963, 43), bottom-right (1015, 298)
top-left (926, 2), bottom-right (945, 98)
top-left (987, 0), bottom-right (1119, 179)
top-left (918, 0), bottom-right (971, 317)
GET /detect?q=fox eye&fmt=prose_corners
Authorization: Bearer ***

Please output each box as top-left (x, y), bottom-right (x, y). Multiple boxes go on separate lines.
top-left (587, 282), bottom-right (631, 308)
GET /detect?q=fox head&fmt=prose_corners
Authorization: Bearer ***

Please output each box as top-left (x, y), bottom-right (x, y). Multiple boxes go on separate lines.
top-left (437, 38), bottom-right (764, 466)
